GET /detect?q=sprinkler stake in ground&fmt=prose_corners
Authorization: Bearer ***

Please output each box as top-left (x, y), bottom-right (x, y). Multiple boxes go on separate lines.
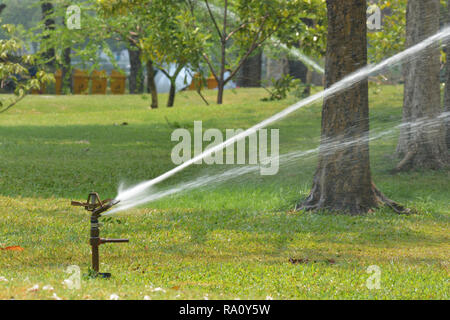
top-left (71, 192), bottom-right (129, 278)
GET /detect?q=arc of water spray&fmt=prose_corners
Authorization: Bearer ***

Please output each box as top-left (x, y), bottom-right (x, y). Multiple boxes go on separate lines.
top-left (112, 27), bottom-right (450, 213)
top-left (109, 112), bottom-right (449, 215)
top-left (277, 42), bottom-right (325, 74)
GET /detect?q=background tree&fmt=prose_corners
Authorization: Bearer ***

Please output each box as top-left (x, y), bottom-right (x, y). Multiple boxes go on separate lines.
top-left (101, 0), bottom-right (206, 107)
top-left (98, 3), bottom-right (159, 105)
top-left (297, 0), bottom-right (406, 214)
top-left (143, 1), bottom-right (205, 107)
top-left (34, 1), bottom-right (121, 94)
top-left (0, 23), bottom-right (54, 114)
top-left (395, 0), bottom-right (448, 171)
top-left (186, 0), bottom-right (320, 104)
top-left (104, 13), bottom-right (146, 94)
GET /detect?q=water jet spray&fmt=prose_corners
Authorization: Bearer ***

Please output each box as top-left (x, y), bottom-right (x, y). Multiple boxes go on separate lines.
top-left (71, 192), bottom-right (129, 278)
top-left (110, 27), bottom-right (450, 214)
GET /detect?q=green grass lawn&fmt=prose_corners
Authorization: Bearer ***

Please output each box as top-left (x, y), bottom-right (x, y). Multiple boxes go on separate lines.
top-left (0, 87), bottom-right (448, 300)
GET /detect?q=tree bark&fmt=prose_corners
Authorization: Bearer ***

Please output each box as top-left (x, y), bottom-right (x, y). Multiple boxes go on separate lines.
top-left (297, 0), bottom-right (406, 215)
top-left (61, 46), bottom-right (72, 94)
top-left (395, 0), bottom-right (448, 171)
top-left (445, 0), bottom-right (450, 149)
top-left (128, 45), bottom-right (143, 94)
top-left (147, 60), bottom-right (158, 109)
top-left (61, 8), bottom-right (72, 94)
top-left (41, 2), bottom-right (55, 69)
top-left (217, 81), bottom-right (224, 104)
top-left (167, 80), bottom-right (176, 107)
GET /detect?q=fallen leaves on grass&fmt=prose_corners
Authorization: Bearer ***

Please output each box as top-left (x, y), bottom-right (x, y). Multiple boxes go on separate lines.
top-left (0, 246), bottom-right (24, 251)
top-left (289, 258), bottom-right (309, 264)
top-left (289, 258), bottom-right (337, 265)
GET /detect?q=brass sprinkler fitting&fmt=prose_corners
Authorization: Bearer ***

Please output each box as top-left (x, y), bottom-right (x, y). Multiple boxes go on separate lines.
top-left (71, 192), bottom-right (129, 278)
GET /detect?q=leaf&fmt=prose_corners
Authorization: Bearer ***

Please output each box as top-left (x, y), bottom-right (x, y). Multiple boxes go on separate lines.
top-left (0, 246), bottom-right (25, 251)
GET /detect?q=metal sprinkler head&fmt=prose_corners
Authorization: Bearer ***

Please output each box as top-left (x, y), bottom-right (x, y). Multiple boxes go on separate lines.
top-left (71, 192), bottom-right (129, 278)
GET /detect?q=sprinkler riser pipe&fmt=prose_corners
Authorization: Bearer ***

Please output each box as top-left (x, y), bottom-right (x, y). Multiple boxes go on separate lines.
top-left (71, 192), bottom-right (128, 277)
top-left (90, 215), bottom-right (101, 273)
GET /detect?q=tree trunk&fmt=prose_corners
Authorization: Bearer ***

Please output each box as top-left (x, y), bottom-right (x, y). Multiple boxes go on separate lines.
top-left (217, 81), bottom-right (224, 104)
top-left (41, 2), bottom-right (55, 69)
top-left (60, 5), bottom-right (72, 94)
top-left (0, 4), bottom-right (6, 15)
top-left (445, 0), bottom-right (450, 149)
top-left (61, 46), bottom-right (72, 94)
top-left (395, 0), bottom-right (448, 171)
top-left (167, 80), bottom-right (176, 107)
top-left (147, 60), bottom-right (158, 109)
top-left (128, 45), bottom-right (143, 94)
top-left (297, 0), bottom-right (405, 215)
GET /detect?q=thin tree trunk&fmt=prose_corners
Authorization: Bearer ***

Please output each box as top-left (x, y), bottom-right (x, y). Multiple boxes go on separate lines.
top-left (41, 2), bottom-right (55, 69)
top-left (60, 4), bottom-right (71, 94)
top-left (147, 60), bottom-right (158, 109)
top-left (297, 0), bottom-right (406, 215)
top-left (167, 80), bottom-right (176, 107)
top-left (304, 68), bottom-right (312, 96)
top-left (217, 81), bottom-right (224, 104)
top-left (128, 45), bottom-right (143, 94)
top-left (60, 5), bottom-right (72, 94)
top-left (61, 46), bottom-right (72, 94)
top-left (395, 0), bottom-right (448, 171)
top-left (217, 0), bottom-right (228, 105)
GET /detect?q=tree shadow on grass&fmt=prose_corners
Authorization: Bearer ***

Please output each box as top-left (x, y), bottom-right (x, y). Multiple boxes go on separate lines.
top-left (0, 124), bottom-right (181, 199)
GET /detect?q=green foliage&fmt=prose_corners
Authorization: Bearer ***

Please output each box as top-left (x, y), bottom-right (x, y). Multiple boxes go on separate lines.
top-left (138, 1), bottom-right (207, 73)
top-left (368, 0), bottom-right (407, 63)
top-left (0, 0), bottom-right (41, 38)
top-left (29, 1), bottom-right (120, 75)
top-left (262, 74), bottom-right (301, 101)
top-left (0, 22), bottom-right (54, 114)
top-left (272, 0), bottom-right (327, 57)
top-left (99, 0), bottom-right (207, 105)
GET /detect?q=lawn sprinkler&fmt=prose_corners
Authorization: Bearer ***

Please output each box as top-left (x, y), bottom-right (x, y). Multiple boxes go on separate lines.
top-left (71, 192), bottom-right (129, 278)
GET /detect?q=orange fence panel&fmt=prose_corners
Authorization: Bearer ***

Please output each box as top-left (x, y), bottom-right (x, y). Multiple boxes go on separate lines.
top-left (189, 73), bottom-right (204, 91)
top-left (207, 76), bottom-right (218, 89)
top-left (54, 69), bottom-right (62, 95)
top-left (73, 69), bottom-right (89, 94)
top-left (91, 70), bottom-right (107, 95)
top-left (110, 70), bottom-right (126, 94)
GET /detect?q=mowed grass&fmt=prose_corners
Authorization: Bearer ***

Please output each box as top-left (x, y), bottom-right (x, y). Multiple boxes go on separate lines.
top-left (0, 87), bottom-right (448, 300)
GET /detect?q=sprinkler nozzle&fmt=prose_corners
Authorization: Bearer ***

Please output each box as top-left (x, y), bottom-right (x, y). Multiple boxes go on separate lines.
top-left (71, 192), bottom-right (129, 278)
